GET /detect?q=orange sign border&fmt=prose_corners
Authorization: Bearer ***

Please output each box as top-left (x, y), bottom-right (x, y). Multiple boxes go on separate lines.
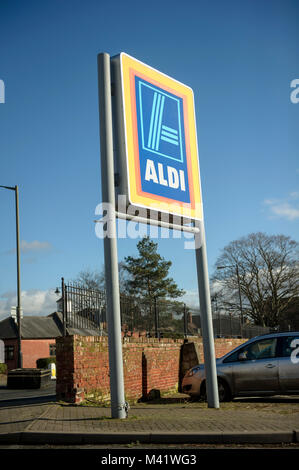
top-left (120, 53), bottom-right (203, 221)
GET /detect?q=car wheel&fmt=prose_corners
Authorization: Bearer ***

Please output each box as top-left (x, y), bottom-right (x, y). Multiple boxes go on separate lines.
top-left (199, 382), bottom-right (207, 401)
top-left (200, 379), bottom-right (231, 402)
top-left (217, 379), bottom-right (231, 402)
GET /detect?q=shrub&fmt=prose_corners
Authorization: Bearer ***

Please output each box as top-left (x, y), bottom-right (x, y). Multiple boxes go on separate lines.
top-left (0, 363), bottom-right (7, 375)
top-left (162, 332), bottom-right (185, 340)
top-left (36, 357), bottom-right (56, 369)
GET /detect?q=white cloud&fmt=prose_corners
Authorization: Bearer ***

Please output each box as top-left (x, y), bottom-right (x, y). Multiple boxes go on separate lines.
top-left (21, 240), bottom-right (52, 253)
top-left (264, 193), bottom-right (299, 221)
top-left (263, 198), bottom-right (279, 205)
top-left (182, 281), bottom-right (226, 309)
top-left (6, 240), bottom-right (53, 255)
top-left (269, 203), bottom-right (299, 220)
top-left (0, 289), bottom-right (58, 321)
top-left (210, 279), bottom-right (225, 294)
top-left (182, 290), bottom-right (200, 308)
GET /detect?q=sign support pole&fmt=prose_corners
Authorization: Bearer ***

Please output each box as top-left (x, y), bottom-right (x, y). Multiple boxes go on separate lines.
top-left (15, 185), bottom-right (23, 369)
top-left (97, 52), bottom-right (126, 419)
top-left (195, 221), bottom-right (219, 408)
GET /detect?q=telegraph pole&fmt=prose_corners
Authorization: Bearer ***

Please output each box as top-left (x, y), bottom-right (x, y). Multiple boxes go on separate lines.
top-left (0, 185), bottom-right (22, 368)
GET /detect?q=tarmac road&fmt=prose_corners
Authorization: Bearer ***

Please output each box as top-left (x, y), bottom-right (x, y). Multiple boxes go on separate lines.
top-left (0, 380), bottom-right (56, 406)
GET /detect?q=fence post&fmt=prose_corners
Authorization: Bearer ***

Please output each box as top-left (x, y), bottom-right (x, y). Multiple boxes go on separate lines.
top-left (61, 277), bottom-right (66, 337)
top-left (153, 297), bottom-right (157, 338)
top-left (183, 304), bottom-right (187, 338)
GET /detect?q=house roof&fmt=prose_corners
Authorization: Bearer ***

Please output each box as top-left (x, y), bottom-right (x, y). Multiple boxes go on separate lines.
top-left (0, 312), bottom-right (106, 339)
top-left (0, 317), bottom-right (18, 339)
top-left (0, 314), bottom-right (62, 339)
top-left (23, 315), bottom-right (63, 338)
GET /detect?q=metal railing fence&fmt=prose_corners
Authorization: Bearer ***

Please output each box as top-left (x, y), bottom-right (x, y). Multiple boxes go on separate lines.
top-left (59, 279), bottom-right (274, 339)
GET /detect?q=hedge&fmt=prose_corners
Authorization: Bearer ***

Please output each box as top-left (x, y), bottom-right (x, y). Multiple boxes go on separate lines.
top-left (0, 363), bottom-right (7, 374)
top-left (36, 357), bottom-right (56, 369)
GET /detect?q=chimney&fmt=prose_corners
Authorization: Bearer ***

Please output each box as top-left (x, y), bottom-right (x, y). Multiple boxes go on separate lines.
top-left (11, 306), bottom-right (23, 323)
top-left (56, 298), bottom-right (72, 313)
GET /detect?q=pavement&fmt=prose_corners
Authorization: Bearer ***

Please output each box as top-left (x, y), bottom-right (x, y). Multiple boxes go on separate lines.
top-left (0, 377), bottom-right (299, 446)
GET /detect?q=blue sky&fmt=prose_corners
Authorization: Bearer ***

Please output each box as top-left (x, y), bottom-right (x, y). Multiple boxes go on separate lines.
top-left (0, 0), bottom-right (298, 317)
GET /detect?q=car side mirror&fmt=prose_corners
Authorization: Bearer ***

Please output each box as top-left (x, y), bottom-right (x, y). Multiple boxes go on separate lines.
top-left (238, 352), bottom-right (247, 361)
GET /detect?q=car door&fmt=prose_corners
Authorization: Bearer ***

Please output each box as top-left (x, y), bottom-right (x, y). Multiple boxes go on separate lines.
top-left (278, 335), bottom-right (299, 393)
top-left (231, 337), bottom-right (279, 395)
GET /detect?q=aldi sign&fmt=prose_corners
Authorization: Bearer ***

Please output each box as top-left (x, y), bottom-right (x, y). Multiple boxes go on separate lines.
top-left (112, 53), bottom-right (203, 221)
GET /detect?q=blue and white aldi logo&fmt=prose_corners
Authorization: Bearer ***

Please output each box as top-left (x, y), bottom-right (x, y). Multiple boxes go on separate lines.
top-left (137, 79), bottom-right (184, 162)
top-left (135, 77), bottom-right (190, 204)
top-left (118, 53), bottom-right (203, 221)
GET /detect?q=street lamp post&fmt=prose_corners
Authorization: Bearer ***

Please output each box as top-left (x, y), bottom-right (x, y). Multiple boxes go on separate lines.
top-left (217, 264), bottom-right (244, 337)
top-left (0, 185), bottom-right (22, 368)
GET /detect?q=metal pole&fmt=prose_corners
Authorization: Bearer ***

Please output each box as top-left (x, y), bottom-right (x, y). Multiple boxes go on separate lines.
top-left (218, 303), bottom-right (221, 337)
top-left (112, 211), bottom-right (200, 234)
top-left (97, 52), bottom-right (126, 419)
top-left (0, 185), bottom-right (22, 367)
top-left (15, 186), bottom-right (22, 369)
top-left (154, 297), bottom-right (158, 338)
top-left (61, 277), bottom-right (66, 336)
top-left (195, 221), bottom-right (219, 408)
top-left (183, 303), bottom-right (187, 338)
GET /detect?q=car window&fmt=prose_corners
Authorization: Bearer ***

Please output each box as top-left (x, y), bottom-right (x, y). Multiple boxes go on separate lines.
top-left (223, 349), bottom-right (241, 363)
top-left (281, 336), bottom-right (299, 358)
top-left (242, 338), bottom-right (277, 360)
top-left (223, 337), bottom-right (278, 363)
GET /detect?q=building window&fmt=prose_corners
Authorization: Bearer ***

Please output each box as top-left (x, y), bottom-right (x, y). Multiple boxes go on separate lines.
top-left (49, 344), bottom-right (56, 356)
top-left (5, 346), bottom-right (14, 361)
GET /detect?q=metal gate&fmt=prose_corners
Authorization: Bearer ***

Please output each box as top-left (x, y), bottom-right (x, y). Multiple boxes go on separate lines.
top-left (60, 278), bottom-right (106, 335)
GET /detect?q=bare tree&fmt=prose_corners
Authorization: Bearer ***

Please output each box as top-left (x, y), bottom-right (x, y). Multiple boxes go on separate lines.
top-left (74, 268), bottom-right (104, 290)
top-left (73, 262), bottom-right (130, 294)
top-left (212, 232), bottom-right (299, 327)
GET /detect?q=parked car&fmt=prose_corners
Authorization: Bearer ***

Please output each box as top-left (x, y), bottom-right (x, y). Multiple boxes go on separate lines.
top-left (182, 332), bottom-right (299, 401)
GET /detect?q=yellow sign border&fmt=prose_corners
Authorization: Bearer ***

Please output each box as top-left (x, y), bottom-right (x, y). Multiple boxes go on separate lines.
top-left (120, 53), bottom-right (203, 221)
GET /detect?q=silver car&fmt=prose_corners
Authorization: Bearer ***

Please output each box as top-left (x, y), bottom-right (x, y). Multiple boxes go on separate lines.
top-left (182, 332), bottom-right (299, 401)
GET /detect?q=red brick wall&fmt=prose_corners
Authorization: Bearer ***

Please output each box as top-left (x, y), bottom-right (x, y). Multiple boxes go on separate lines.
top-left (140, 340), bottom-right (181, 396)
top-left (22, 339), bottom-right (56, 368)
top-left (55, 335), bottom-right (76, 401)
top-left (56, 335), bottom-right (247, 404)
top-left (215, 338), bottom-right (246, 357)
top-left (3, 338), bottom-right (56, 370)
top-left (193, 338), bottom-right (246, 361)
